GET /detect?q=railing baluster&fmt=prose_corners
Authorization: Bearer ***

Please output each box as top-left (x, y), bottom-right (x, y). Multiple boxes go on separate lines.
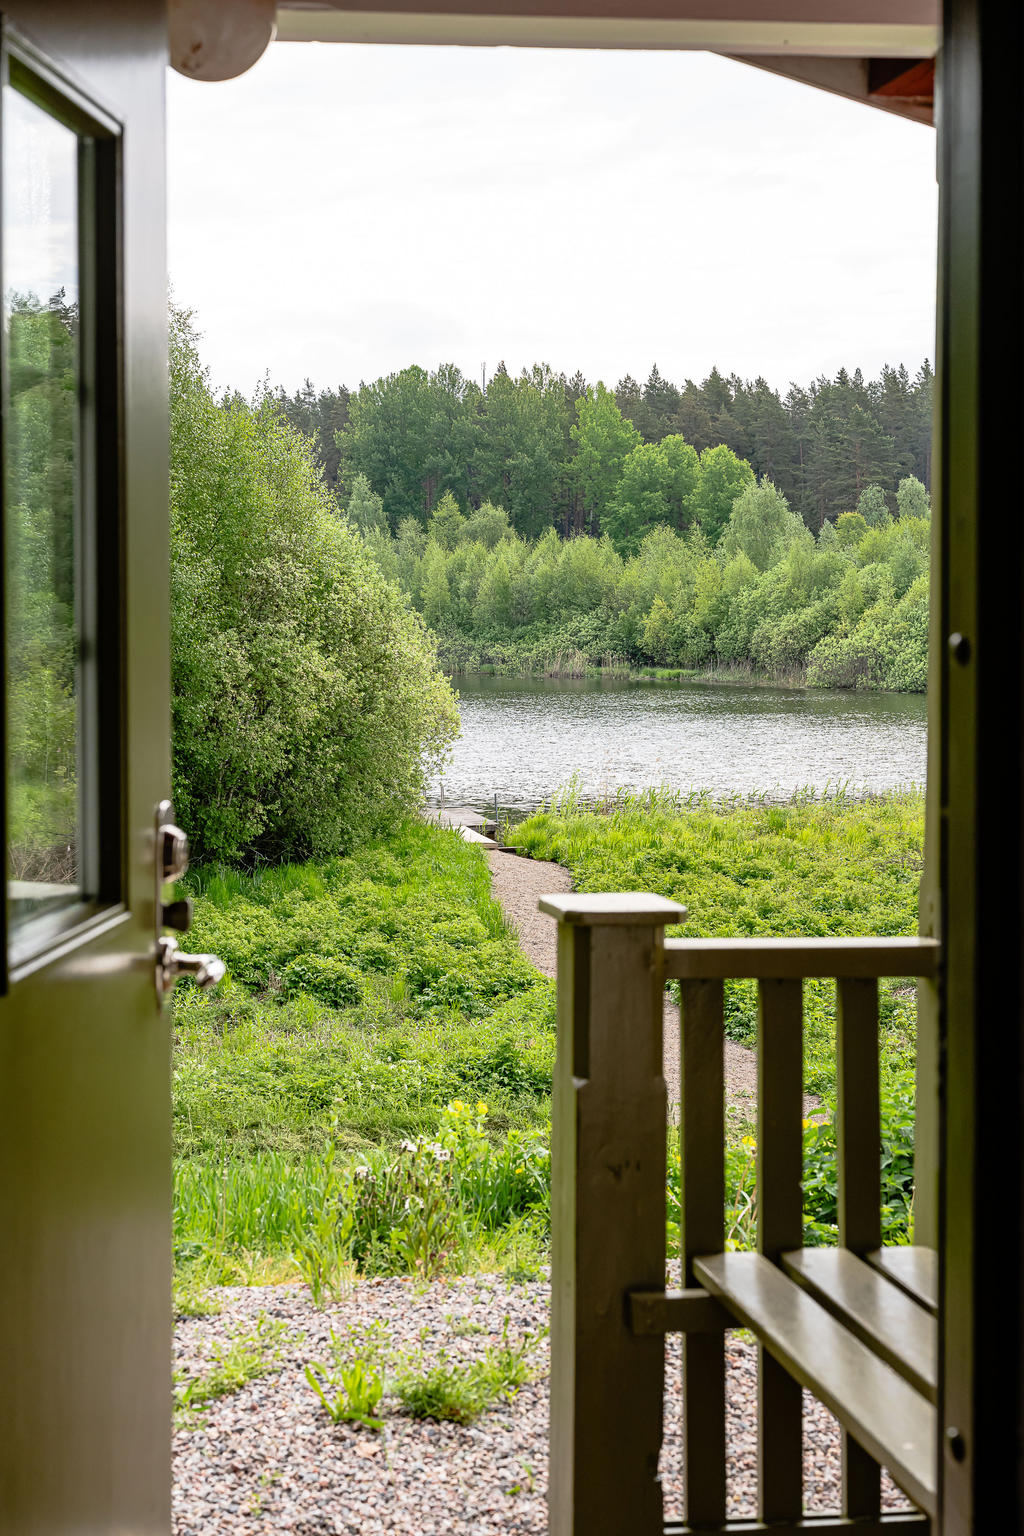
top-left (757, 978), bottom-right (805, 1522)
top-left (837, 976), bottom-right (883, 1517)
top-left (679, 977), bottom-right (727, 1524)
top-left (837, 977), bottom-right (883, 1254)
top-left (542, 893), bottom-right (683, 1536)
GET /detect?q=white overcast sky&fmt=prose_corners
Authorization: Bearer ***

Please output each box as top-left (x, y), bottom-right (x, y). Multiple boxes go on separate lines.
top-left (167, 43), bottom-right (937, 399)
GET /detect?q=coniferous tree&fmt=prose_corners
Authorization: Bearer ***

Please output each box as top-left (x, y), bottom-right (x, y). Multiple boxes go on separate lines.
top-left (637, 364), bottom-right (681, 442)
top-left (615, 374), bottom-right (642, 430)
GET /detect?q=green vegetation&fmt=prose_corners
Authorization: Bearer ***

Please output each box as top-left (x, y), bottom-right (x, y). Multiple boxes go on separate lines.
top-left (305, 1316), bottom-right (546, 1430)
top-left (166, 317), bottom-right (930, 1291)
top-left (279, 359), bottom-right (932, 538)
top-left (5, 291), bottom-right (79, 880)
top-left (174, 790), bottom-right (924, 1294)
top-left (510, 786), bottom-right (923, 1243)
top-left (173, 1315), bottom-right (292, 1428)
top-left (275, 356), bottom-right (933, 692)
top-left (390, 1321), bottom-right (544, 1424)
top-left (170, 311), bottom-right (458, 865)
top-left (367, 487), bottom-right (929, 688)
top-left (174, 822), bottom-right (553, 1158)
top-left (509, 785), bottom-right (924, 1103)
top-left (173, 822), bottom-right (554, 1288)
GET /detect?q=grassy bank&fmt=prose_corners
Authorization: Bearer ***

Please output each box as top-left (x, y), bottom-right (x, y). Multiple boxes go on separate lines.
top-left (174, 792), bottom-right (924, 1293)
top-left (173, 820), bottom-right (555, 1288)
top-left (508, 785), bottom-right (925, 1104)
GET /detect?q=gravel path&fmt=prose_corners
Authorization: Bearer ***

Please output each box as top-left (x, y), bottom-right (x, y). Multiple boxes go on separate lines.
top-left (486, 849), bottom-right (820, 1122)
top-left (173, 1280), bottom-right (910, 1532)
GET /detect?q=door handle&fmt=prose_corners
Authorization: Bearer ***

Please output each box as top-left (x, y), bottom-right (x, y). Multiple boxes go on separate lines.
top-left (155, 801), bottom-right (225, 998)
top-left (156, 934), bottom-right (226, 994)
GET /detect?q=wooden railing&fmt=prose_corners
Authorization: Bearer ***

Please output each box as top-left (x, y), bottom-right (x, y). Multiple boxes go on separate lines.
top-left (541, 892), bottom-right (941, 1536)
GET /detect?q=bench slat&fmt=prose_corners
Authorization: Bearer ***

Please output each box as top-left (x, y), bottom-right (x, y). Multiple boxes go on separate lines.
top-left (694, 1251), bottom-right (936, 1517)
top-left (663, 1518), bottom-right (928, 1534)
top-left (781, 1248), bottom-right (937, 1403)
top-left (865, 1247), bottom-right (938, 1315)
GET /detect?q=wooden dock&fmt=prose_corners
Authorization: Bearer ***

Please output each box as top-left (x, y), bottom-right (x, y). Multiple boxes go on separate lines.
top-left (425, 805), bottom-right (501, 850)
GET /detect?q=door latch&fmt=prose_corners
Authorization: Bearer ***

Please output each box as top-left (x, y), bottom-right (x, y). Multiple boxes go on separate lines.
top-left (155, 800), bottom-right (226, 998)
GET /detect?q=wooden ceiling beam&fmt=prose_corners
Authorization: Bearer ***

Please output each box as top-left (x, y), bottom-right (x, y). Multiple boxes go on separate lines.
top-left (276, 0), bottom-right (938, 57)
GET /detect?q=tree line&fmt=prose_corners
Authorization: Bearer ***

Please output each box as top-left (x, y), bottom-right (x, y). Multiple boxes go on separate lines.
top-left (363, 475), bottom-right (931, 693)
top-left (277, 358), bottom-right (932, 539)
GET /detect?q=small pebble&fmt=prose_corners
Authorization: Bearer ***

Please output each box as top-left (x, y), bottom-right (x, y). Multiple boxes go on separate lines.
top-left (173, 1278), bottom-right (913, 1533)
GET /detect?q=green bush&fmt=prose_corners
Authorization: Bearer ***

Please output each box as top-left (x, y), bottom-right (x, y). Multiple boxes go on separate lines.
top-left (282, 954), bottom-right (364, 1008)
top-left (170, 309), bottom-right (458, 864)
top-left (667, 1080), bottom-right (917, 1253)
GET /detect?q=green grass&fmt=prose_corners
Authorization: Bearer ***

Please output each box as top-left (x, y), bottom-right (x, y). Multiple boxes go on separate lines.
top-left (174, 820), bottom-right (555, 1160)
top-left (173, 794), bottom-right (924, 1284)
top-left (173, 1315), bottom-right (292, 1427)
top-left (173, 819), bottom-right (556, 1285)
top-left (305, 1316), bottom-right (547, 1429)
top-left (174, 1089), bottom-right (551, 1287)
top-left (508, 784), bottom-right (924, 1103)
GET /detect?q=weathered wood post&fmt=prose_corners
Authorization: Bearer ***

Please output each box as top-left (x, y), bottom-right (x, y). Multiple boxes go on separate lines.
top-left (541, 891), bottom-right (686, 1536)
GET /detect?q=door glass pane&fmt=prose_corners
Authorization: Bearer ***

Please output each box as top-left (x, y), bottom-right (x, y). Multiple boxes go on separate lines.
top-left (3, 87), bottom-right (82, 929)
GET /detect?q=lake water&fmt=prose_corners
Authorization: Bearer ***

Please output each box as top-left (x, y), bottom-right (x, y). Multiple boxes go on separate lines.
top-left (430, 674), bottom-right (928, 816)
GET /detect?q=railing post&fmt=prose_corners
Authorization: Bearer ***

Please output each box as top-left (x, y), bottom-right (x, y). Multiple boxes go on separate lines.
top-left (541, 892), bottom-right (685, 1536)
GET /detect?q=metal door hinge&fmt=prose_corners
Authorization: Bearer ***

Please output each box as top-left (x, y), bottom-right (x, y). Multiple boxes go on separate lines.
top-left (155, 800), bottom-right (225, 998)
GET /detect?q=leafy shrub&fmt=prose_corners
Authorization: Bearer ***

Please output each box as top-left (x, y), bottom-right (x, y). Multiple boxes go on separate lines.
top-left (282, 955), bottom-right (363, 1008)
top-left (170, 309), bottom-right (458, 863)
top-left (332, 1101), bottom-right (550, 1278)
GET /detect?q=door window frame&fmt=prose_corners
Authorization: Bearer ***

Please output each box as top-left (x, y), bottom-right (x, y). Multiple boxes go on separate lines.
top-left (0, 26), bottom-right (127, 986)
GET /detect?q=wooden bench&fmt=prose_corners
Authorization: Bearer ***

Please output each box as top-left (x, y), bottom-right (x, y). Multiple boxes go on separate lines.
top-left (665, 936), bottom-right (941, 1527)
top-left (542, 897), bottom-right (941, 1536)
top-left (695, 1249), bottom-right (937, 1515)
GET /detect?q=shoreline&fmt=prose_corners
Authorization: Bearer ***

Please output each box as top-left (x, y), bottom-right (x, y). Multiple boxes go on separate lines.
top-left (441, 659), bottom-right (926, 697)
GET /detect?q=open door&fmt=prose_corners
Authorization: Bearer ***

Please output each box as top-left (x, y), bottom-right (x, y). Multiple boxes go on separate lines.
top-left (0, 6), bottom-right (172, 1531)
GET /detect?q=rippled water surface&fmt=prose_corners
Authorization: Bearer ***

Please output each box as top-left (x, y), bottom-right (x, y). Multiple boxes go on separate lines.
top-left (432, 674), bottom-right (927, 814)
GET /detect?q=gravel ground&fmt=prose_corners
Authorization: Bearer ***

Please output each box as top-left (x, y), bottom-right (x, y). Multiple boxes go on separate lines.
top-left (486, 849), bottom-right (818, 1122)
top-left (173, 1279), bottom-right (911, 1533)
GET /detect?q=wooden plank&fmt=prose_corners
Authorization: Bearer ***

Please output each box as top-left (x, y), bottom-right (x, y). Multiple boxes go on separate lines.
top-left (837, 979), bottom-right (882, 1255)
top-left (782, 1249), bottom-right (938, 1402)
top-left (548, 912), bottom-right (669, 1536)
top-left (664, 936), bottom-right (941, 981)
top-left (865, 1247), bottom-right (939, 1316)
top-left (663, 1516), bottom-right (928, 1535)
top-left (456, 826), bottom-right (498, 848)
top-left (429, 805), bottom-right (487, 827)
top-left (679, 979), bottom-right (727, 1525)
top-left (694, 1252), bottom-right (937, 1517)
top-left (276, 3), bottom-right (940, 62)
top-left (757, 979), bottom-right (804, 1521)
top-left (539, 891), bottom-right (686, 926)
top-left (628, 1287), bottom-right (732, 1335)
